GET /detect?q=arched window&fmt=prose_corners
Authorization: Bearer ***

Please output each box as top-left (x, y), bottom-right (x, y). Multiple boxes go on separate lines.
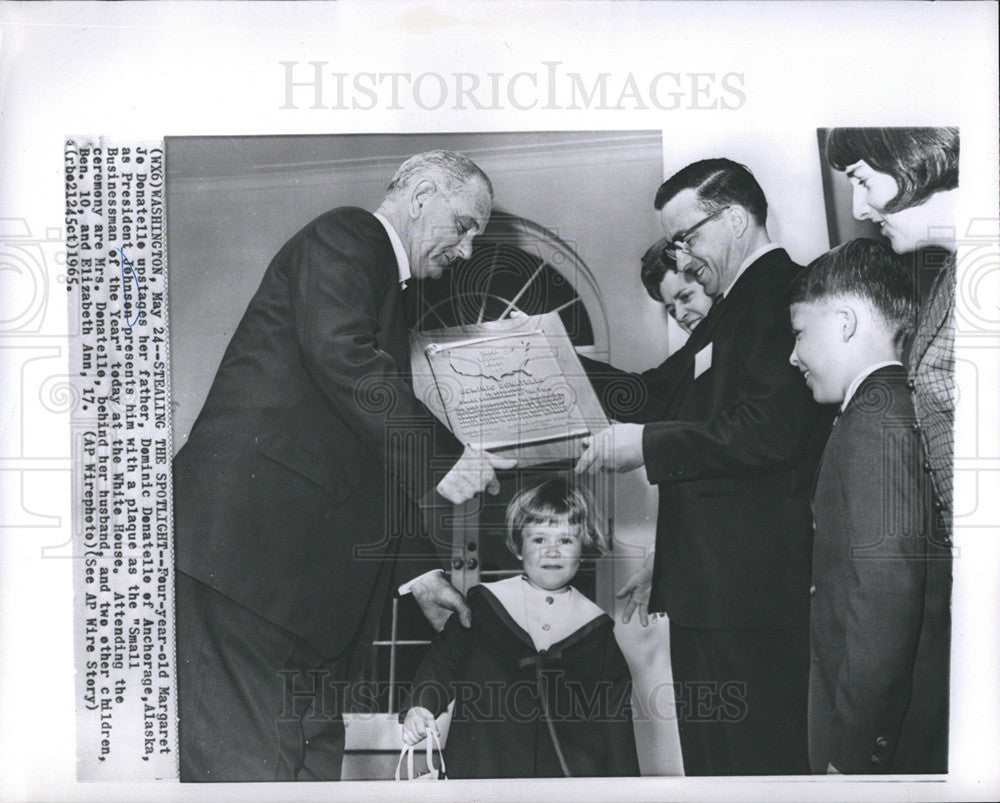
top-left (413, 212), bottom-right (609, 352)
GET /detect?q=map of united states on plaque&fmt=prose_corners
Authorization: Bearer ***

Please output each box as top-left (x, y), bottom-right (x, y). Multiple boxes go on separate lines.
top-left (411, 312), bottom-right (607, 461)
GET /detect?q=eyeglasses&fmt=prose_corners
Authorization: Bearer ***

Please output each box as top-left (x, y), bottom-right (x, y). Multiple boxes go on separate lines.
top-left (662, 206), bottom-right (729, 256)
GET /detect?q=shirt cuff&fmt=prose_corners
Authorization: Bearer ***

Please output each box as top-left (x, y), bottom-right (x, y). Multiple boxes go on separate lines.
top-left (397, 568), bottom-right (444, 596)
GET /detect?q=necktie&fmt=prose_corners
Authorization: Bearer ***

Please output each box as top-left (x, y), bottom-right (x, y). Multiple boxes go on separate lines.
top-left (400, 283), bottom-right (418, 329)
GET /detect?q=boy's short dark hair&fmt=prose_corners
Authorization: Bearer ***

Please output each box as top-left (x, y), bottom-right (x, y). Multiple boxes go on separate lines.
top-left (639, 238), bottom-right (681, 303)
top-left (505, 477), bottom-right (609, 557)
top-left (788, 238), bottom-right (916, 349)
top-left (825, 127), bottom-right (959, 214)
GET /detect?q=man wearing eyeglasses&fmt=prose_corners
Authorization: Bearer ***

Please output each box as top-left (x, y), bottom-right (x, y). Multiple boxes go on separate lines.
top-left (577, 158), bottom-right (829, 775)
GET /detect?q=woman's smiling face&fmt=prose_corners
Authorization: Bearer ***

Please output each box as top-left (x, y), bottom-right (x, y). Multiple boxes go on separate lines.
top-left (659, 270), bottom-right (714, 333)
top-left (845, 160), bottom-right (938, 254)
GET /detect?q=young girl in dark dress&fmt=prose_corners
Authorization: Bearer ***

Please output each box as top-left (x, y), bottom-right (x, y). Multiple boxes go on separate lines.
top-left (401, 478), bottom-right (639, 778)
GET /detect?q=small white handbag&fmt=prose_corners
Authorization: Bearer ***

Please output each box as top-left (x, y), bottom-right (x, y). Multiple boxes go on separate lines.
top-left (395, 726), bottom-right (446, 781)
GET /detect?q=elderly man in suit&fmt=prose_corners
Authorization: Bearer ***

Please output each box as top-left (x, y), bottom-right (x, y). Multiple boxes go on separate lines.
top-left (577, 159), bottom-right (828, 775)
top-left (173, 150), bottom-right (513, 781)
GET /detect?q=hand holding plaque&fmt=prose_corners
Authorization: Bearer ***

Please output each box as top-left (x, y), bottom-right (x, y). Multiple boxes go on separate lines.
top-left (574, 422), bottom-right (645, 474)
top-left (436, 444), bottom-right (517, 503)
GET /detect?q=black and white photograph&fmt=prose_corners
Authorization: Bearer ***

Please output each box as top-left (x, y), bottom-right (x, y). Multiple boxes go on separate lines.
top-left (0, 2), bottom-right (998, 801)
top-left (162, 126), bottom-right (957, 782)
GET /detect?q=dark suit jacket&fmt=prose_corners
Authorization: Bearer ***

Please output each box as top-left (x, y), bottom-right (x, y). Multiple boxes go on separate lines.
top-left (639, 248), bottom-right (829, 629)
top-left (808, 366), bottom-right (951, 774)
top-left (403, 585), bottom-right (639, 778)
top-left (173, 207), bottom-right (463, 659)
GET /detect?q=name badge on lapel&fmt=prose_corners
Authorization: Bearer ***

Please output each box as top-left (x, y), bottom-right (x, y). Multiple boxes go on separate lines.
top-left (694, 343), bottom-right (713, 379)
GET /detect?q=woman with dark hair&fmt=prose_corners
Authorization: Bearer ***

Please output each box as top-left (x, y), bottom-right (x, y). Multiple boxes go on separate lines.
top-left (826, 126), bottom-right (958, 536)
top-left (826, 127), bottom-right (959, 254)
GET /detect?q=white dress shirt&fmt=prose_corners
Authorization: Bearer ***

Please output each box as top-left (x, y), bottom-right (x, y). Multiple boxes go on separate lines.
top-left (482, 575), bottom-right (605, 651)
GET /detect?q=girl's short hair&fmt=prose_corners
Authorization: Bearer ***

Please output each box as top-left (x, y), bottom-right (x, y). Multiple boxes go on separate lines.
top-left (825, 127), bottom-right (959, 214)
top-left (505, 477), bottom-right (609, 557)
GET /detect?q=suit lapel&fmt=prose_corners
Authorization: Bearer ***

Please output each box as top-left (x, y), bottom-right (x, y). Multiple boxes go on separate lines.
top-left (810, 415), bottom-right (838, 504)
top-left (381, 280), bottom-right (413, 373)
top-left (399, 284), bottom-right (420, 329)
top-left (660, 302), bottom-right (720, 415)
top-left (811, 365), bottom-right (906, 504)
top-left (368, 217), bottom-right (411, 373)
top-left (662, 249), bottom-right (790, 417)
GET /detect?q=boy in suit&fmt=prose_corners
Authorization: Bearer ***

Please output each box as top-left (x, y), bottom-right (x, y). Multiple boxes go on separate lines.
top-left (788, 238), bottom-right (951, 774)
